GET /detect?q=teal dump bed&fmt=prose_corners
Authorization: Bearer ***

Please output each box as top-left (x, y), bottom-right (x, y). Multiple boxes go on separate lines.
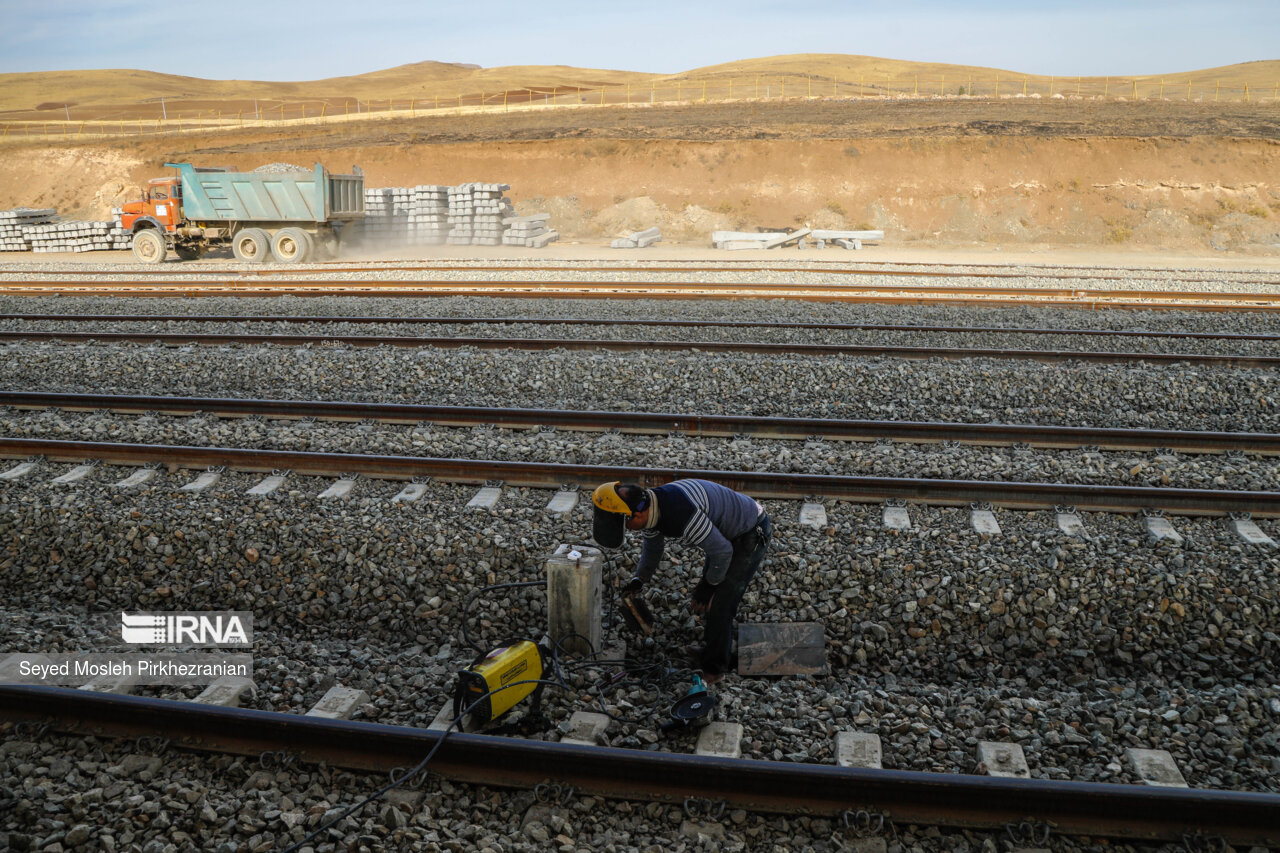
top-left (166, 162), bottom-right (364, 223)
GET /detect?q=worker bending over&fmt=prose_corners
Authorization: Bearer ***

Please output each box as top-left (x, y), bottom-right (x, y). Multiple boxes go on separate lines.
top-left (591, 479), bottom-right (772, 681)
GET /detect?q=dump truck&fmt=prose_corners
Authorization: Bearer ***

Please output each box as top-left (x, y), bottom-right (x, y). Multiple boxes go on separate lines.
top-left (121, 162), bottom-right (364, 264)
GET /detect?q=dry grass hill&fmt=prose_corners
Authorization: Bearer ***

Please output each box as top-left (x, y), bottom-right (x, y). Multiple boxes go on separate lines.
top-left (2, 54), bottom-right (1277, 121)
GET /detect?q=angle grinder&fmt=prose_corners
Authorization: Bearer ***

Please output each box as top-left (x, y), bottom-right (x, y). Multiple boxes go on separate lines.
top-left (660, 674), bottom-right (716, 733)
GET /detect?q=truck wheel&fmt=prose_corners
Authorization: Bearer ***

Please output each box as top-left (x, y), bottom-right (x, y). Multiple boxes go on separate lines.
top-left (131, 230), bottom-right (166, 264)
top-left (233, 228), bottom-right (271, 263)
top-left (271, 227), bottom-right (312, 264)
top-left (175, 244), bottom-right (202, 261)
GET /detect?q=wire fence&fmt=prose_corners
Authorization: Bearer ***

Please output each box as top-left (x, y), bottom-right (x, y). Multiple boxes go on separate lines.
top-left (3, 74), bottom-right (1276, 144)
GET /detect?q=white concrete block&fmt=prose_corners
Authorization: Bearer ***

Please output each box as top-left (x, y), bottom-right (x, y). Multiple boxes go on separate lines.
top-left (719, 240), bottom-right (768, 250)
top-left (835, 731), bottom-right (882, 768)
top-left (561, 710), bottom-right (611, 745)
top-left (799, 502), bottom-right (827, 530)
top-left (809, 229), bottom-right (885, 241)
top-left (1056, 511), bottom-right (1088, 538)
top-left (970, 508), bottom-right (1001, 535)
top-left (695, 722), bottom-right (743, 758)
top-left (180, 470), bottom-right (221, 493)
top-left (547, 544), bottom-right (602, 656)
top-left (392, 482), bottom-right (429, 503)
top-left (882, 506), bottom-right (912, 531)
top-left (78, 669), bottom-right (141, 694)
top-left (192, 675), bottom-right (256, 707)
top-left (1125, 747), bottom-right (1187, 787)
top-left (763, 228), bottom-right (811, 249)
top-left (0, 459), bottom-right (41, 480)
top-left (1230, 517), bottom-right (1275, 547)
top-left (51, 463), bottom-right (98, 484)
top-left (467, 486), bottom-right (503, 511)
top-left (546, 490), bottom-right (579, 516)
top-left (247, 473), bottom-right (288, 496)
top-left (1144, 515), bottom-right (1183, 545)
top-left (306, 686), bottom-right (370, 720)
top-left (317, 478), bottom-right (357, 500)
top-left (114, 468), bottom-right (158, 489)
top-left (978, 741), bottom-right (1029, 778)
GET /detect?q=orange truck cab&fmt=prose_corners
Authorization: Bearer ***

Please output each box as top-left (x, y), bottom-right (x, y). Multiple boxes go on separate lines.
top-left (119, 162), bottom-right (365, 264)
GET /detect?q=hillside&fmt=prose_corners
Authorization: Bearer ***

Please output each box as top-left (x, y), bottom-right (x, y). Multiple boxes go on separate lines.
top-left (2, 54), bottom-right (1276, 122)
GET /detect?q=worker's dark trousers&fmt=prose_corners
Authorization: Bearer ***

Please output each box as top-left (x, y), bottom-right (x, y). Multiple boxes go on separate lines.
top-left (702, 514), bottom-right (772, 675)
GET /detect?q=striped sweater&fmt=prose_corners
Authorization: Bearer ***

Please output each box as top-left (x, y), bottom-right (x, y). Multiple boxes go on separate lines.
top-left (636, 479), bottom-right (765, 585)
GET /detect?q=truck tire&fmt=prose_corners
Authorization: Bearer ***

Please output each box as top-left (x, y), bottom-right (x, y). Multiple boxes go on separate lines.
top-left (131, 230), bottom-right (167, 264)
top-left (175, 244), bottom-right (203, 261)
top-left (271, 227), bottom-right (311, 264)
top-left (233, 228), bottom-right (271, 263)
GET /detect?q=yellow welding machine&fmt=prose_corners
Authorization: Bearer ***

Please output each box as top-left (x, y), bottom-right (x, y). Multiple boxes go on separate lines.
top-left (452, 640), bottom-right (544, 725)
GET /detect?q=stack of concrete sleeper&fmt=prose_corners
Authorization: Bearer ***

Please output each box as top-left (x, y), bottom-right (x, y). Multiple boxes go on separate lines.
top-left (0, 208), bottom-right (56, 251)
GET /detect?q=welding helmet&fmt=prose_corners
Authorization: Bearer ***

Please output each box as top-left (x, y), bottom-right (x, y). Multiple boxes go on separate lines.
top-left (591, 481), bottom-right (646, 548)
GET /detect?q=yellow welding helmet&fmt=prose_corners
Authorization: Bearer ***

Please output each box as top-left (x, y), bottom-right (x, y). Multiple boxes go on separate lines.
top-left (592, 481), bottom-right (634, 548)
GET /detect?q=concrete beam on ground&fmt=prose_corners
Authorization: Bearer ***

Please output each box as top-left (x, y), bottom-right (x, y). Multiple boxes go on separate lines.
top-left (180, 470), bottom-right (221, 493)
top-left (970, 507), bottom-right (1001, 535)
top-left (392, 481), bottom-right (429, 503)
top-left (305, 686), bottom-right (370, 720)
top-left (560, 710), bottom-right (611, 745)
top-left (695, 722), bottom-right (743, 759)
top-left (809, 229), bottom-right (885, 241)
top-left (978, 741), bottom-right (1030, 778)
top-left (50, 462), bottom-right (98, 485)
top-left (467, 486), bottom-right (503, 511)
top-left (882, 505), bottom-right (912, 531)
top-left (836, 238), bottom-right (863, 250)
top-left (835, 731), bottom-right (883, 768)
top-left (78, 669), bottom-right (141, 695)
top-left (1230, 516), bottom-right (1275, 547)
top-left (798, 502), bottom-right (827, 530)
top-left (192, 675), bottom-right (256, 707)
top-left (1056, 510), bottom-right (1089, 538)
top-left (246, 472), bottom-right (288, 496)
top-left (711, 231), bottom-right (786, 243)
top-left (718, 240), bottom-right (768, 250)
top-left (763, 228), bottom-right (811, 249)
top-left (0, 459), bottom-right (41, 480)
top-left (317, 478), bottom-right (357, 500)
top-left (113, 468), bottom-right (158, 489)
top-left (1144, 515), bottom-right (1183, 545)
top-left (546, 489), bottom-right (579, 516)
top-left (1126, 747), bottom-right (1188, 787)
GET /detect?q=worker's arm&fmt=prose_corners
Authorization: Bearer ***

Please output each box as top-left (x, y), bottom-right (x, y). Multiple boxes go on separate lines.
top-left (635, 531), bottom-right (666, 583)
top-left (697, 525), bottom-right (734, 586)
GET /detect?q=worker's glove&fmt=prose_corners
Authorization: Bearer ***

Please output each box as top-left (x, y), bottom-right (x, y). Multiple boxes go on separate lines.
top-left (692, 579), bottom-right (718, 614)
top-left (621, 576), bottom-right (644, 597)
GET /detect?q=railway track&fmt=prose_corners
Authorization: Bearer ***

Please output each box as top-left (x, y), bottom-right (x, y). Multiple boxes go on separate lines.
top-left (8, 259), bottom-right (1280, 286)
top-left (5, 312), bottom-right (1279, 343)
top-left (2, 436), bottom-right (1276, 515)
top-left (2, 277), bottom-right (1279, 310)
top-left (7, 391), bottom-right (1279, 455)
top-left (2, 686), bottom-right (1277, 845)
top-left (2, 329), bottom-right (1276, 367)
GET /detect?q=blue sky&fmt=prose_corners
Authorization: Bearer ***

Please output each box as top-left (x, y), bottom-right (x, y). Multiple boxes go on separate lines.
top-left (1, 0), bottom-right (1275, 79)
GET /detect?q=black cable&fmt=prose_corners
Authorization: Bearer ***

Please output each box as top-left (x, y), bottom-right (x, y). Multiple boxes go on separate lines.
top-left (280, 677), bottom-right (563, 853)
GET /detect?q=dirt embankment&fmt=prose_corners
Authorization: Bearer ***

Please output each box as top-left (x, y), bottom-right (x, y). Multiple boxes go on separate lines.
top-left (1, 101), bottom-right (1277, 253)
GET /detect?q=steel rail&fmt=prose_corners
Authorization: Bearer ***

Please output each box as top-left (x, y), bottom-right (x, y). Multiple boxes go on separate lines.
top-left (1, 329), bottom-right (1275, 367)
top-left (2, 277), bottom-right (1279, 302)
top-left (1, 437), bottom-right (1275, 515)
top-left (4, 312), bottom-right (1278, 342)
top-left (6, 391), bottom-right (1279, 456)
top-left (2, 281), bottom-right (1277, 311)
top-left (10, 260), bottom-right (1279, 286)
top-left (1, 687), bottom-right (1276, 844)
